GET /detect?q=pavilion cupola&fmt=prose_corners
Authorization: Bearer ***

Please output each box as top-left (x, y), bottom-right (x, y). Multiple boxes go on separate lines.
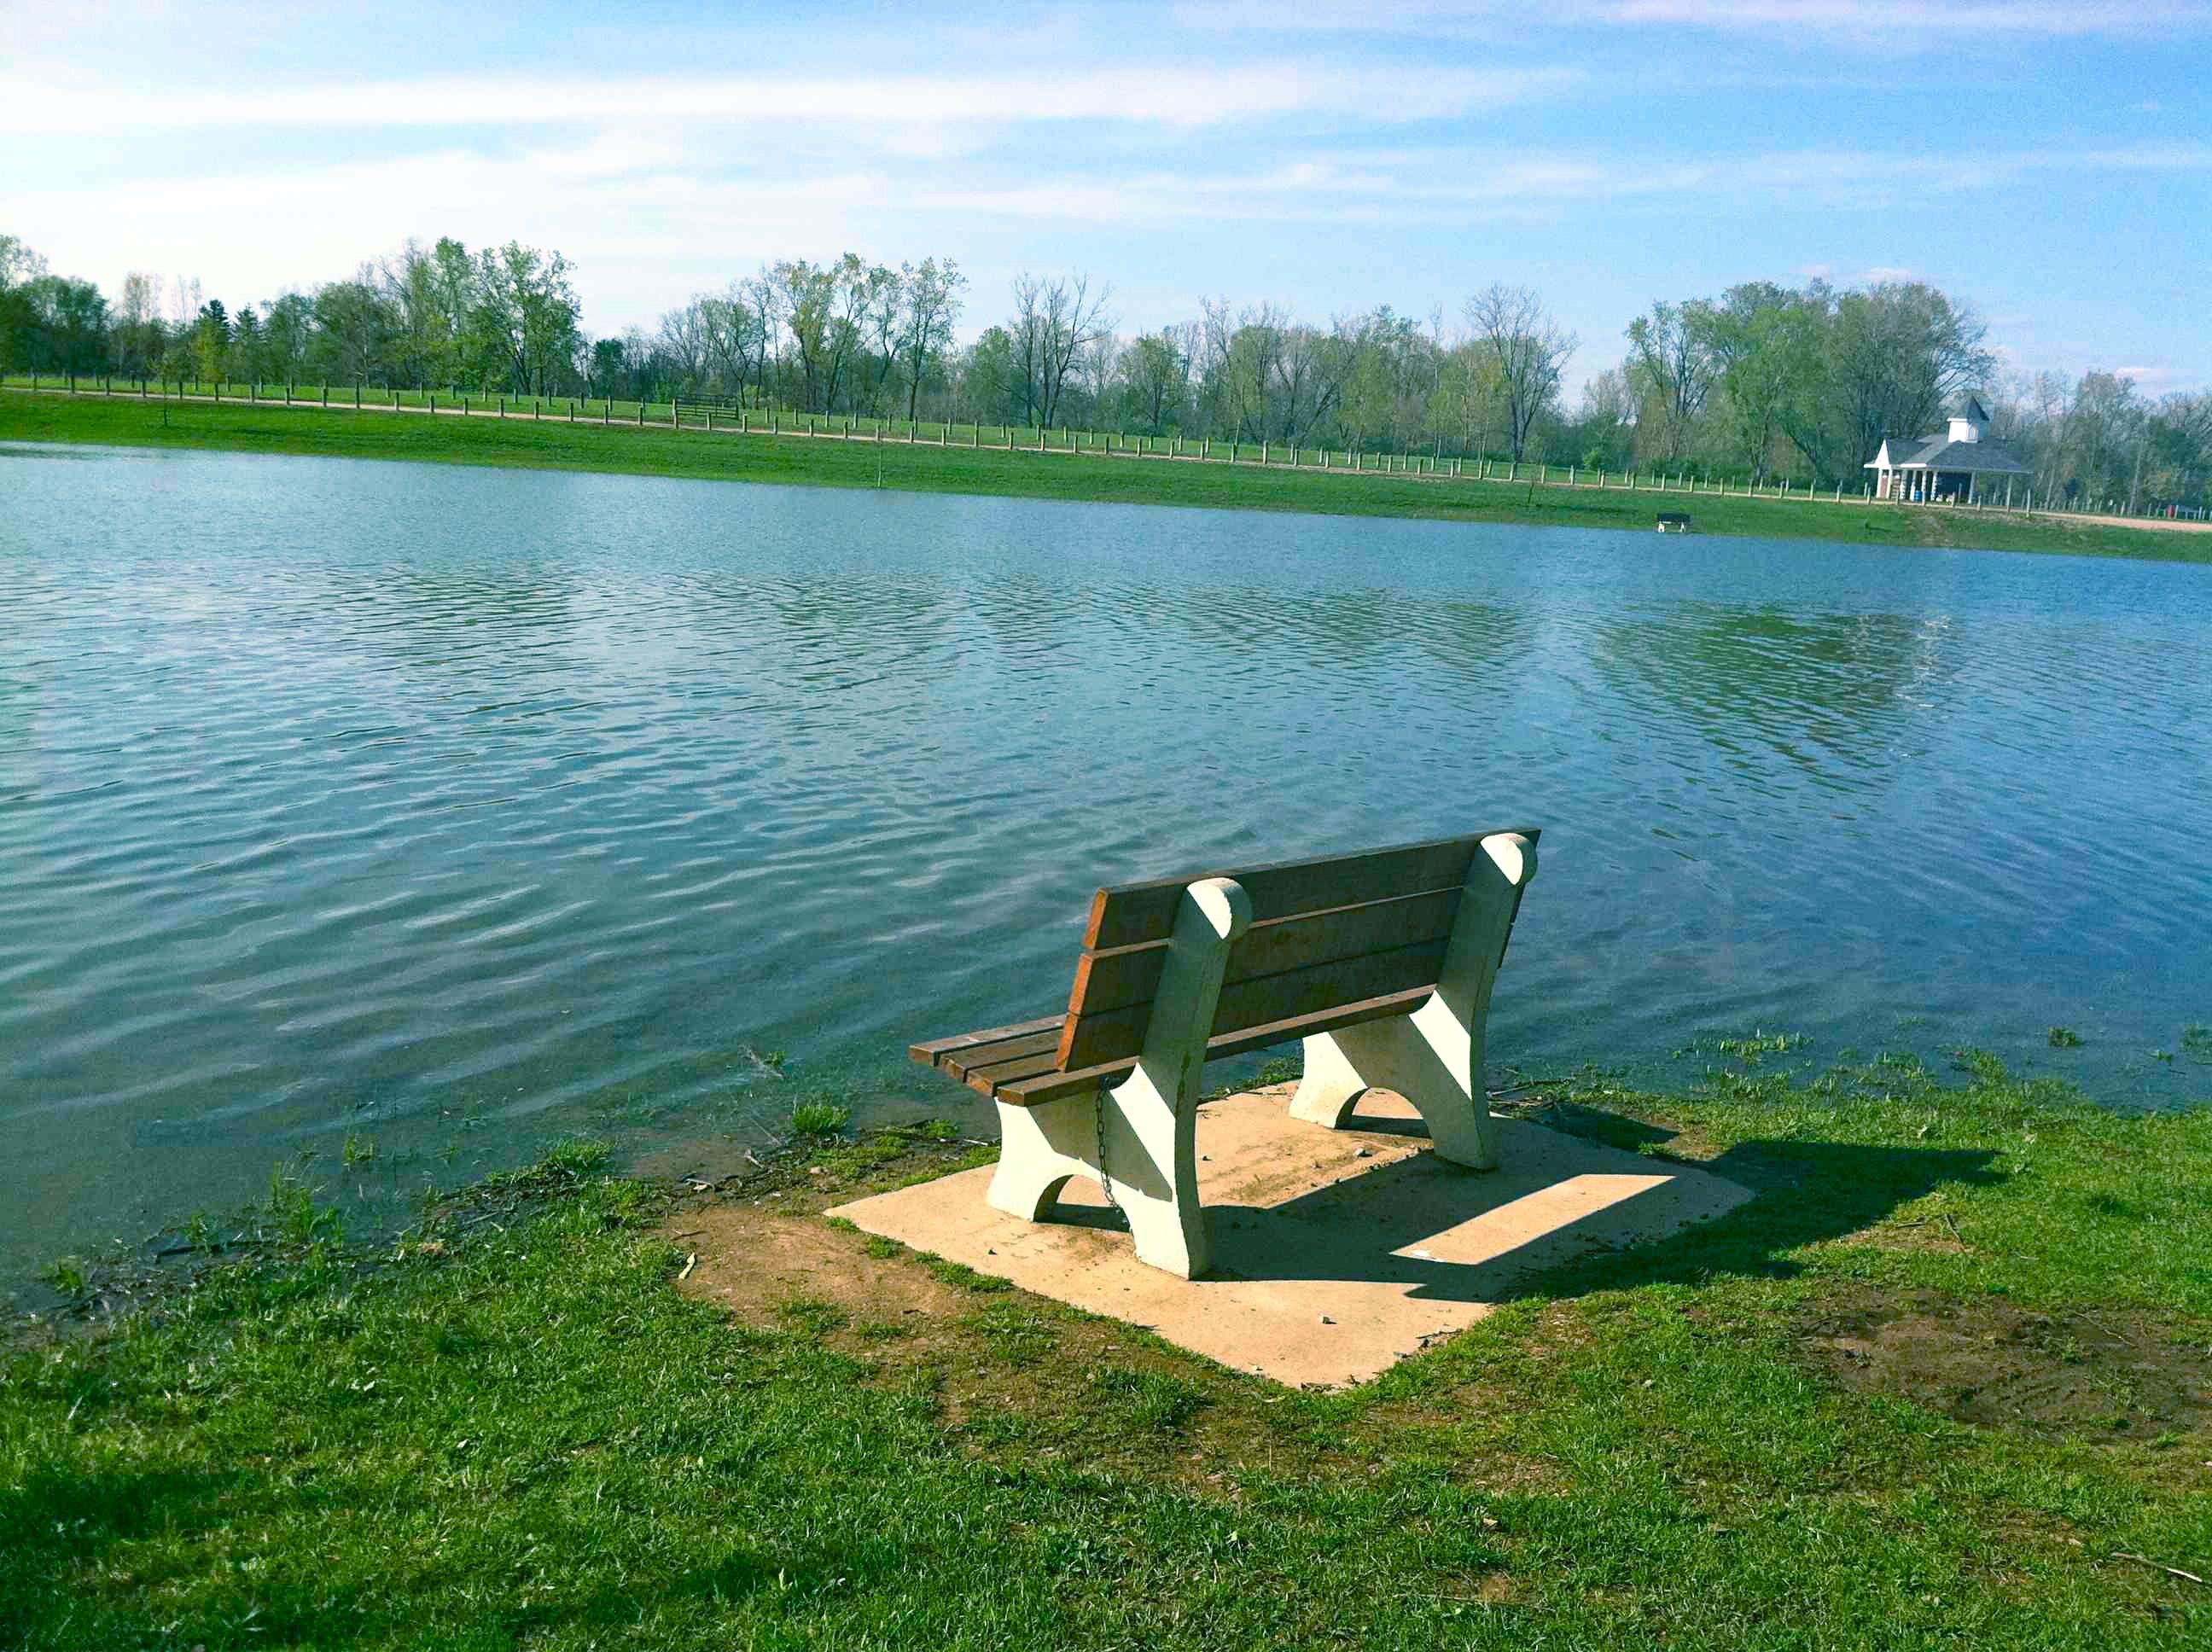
top-left (1947, 393), bottom-right (1991, 445)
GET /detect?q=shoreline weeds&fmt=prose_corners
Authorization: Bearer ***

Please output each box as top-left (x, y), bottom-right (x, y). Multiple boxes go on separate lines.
top-left (8, 388), bottom-right (2210, 565)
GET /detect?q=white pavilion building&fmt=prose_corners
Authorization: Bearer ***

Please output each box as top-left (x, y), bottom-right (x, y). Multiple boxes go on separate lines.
top-left (1863, 395), bottom-right (2031, 503)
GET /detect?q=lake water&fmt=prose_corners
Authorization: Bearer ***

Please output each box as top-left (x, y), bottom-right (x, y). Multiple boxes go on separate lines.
top-left (4, 441), bottom-right (2209, 1281)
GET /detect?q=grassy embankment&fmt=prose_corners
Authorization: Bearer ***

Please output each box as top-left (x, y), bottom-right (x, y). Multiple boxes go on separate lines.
top-left (6, 387), bottom-right (2207, 565)
top-left (5, 1044), bottom-right (2209, 1648)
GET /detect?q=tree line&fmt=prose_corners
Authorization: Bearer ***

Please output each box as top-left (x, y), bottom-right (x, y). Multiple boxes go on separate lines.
top-left (3, 230), bottom-right (2203, 509)
top-left (1580, 282), bottom-right (2210, 512)
top-left (1, 235), bottom-right (587, 401)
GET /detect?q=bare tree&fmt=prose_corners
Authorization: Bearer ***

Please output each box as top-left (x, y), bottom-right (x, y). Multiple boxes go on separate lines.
top-left (1464, 283), bottom-right (1576, 462)
top-left (898, 258), bottom-right (964, 421)
top-left (1119, 331), bottom-right (1188, 433)
top-left (1222, 303), bottom-right (1290, 440)
top-left (737, 272), bottom-right (778, 404)
top-left (772, 257), bottom-right (857, 413)
top-left (1625, 300), bottom-right (1714, 462)
top-left (839, 259), bottom-right (899, 413)
top-left (655, 299), bottom-right (712, 388)
top-left (1009, 271), bottom-right (1113, 428)
top-left (1009, 275), bottom-right (1046, 424)
top-left (699, 282), bottom-right (767, 398)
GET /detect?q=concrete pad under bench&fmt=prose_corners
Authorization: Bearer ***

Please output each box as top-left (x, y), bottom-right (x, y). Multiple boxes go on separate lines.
top-left (830, 1087), bottom-right (1753, 1389)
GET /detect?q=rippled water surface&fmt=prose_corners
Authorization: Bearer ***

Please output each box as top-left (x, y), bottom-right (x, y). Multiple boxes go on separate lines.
top-left (4, 442), bottom-right (2209, 1276)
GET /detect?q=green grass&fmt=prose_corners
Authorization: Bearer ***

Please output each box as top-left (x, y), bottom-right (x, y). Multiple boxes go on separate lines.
top-left (8, 389), bottom-right (2206, 564)
top-left (787, 1102), bottom-right (853, 1137)
top-left (3, 1056), bottom-right (2207, 1648)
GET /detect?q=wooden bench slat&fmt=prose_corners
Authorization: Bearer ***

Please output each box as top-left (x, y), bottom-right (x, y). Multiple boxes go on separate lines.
top-left (942, 1027), bottom-right (1066, 1085)
top-left (1065, 886), bottom-right (1464, 1020)
top-left (1060, 937), bottom-right (1451, 1071)
top-left (998, 985), bottom-right (1435, 1108)
top-left (907, 1014), bottom-right (1066, 1067)
top-left (952, 1044), bottom-right (1066, 1098)
top-left (1082, 831), bottom-right (1533, 951)
top-left (1205, 983), bottom-right (1436, 1062)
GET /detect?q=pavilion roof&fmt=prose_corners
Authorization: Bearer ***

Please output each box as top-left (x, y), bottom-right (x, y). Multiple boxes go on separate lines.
top-left (1864, 433), bottom-right (2030, 474)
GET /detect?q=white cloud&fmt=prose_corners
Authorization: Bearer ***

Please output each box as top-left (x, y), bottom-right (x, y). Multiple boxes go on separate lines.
top-left (1604, 0), bottom-right (2202, 33)
top-left (1179, 0), bottom-right (2209, 37)
top-left (17, 132), bottom-right (2210, 321)
top-left (2113, 364), bottom-right (2186, 393)
top-left (0, 62), bottom-right (1584, 136)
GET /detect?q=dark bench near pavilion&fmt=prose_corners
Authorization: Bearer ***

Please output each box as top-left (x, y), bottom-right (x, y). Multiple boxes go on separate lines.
top-left (909, 830), bottom-right (1540, 1277)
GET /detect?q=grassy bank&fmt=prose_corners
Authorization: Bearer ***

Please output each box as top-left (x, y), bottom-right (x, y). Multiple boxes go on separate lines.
top-left (5, 1050), bottom-right (2208, 1648)
top-left (7, 390), bottom-right (2207, 565)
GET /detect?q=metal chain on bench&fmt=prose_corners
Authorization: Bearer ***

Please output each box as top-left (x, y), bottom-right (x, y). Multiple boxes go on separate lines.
top-left (1091, 1085), bottom-right (1126, 1228)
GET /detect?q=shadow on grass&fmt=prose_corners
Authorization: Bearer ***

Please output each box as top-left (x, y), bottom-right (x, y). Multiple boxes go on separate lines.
top-left (1198, 1105), bottom-right (2005, 1306)
top-left (0, 1465), bottom-right (777, 1646)
top-left (1500, 1107), bottom-right (2005, 1300)
top-left (0, 1468), bottom-right (242, 1620)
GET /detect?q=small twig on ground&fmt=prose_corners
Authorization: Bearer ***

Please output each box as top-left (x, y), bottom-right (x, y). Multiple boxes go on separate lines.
top-left (2113, 1552), bottom-right (2206, 1586)
top-left (677, 1253), bottom-right (697, 1283)
top-left (152, 1237), bottom-right (275, 1259)
top-left (672, 1230), bottom-right (703, 1240)
top-left (1941, 1213), bottom-right (1965, 1244)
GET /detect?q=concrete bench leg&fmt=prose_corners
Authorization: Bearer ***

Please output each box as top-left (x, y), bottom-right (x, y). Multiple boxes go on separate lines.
top-left (1289, 1011), bottom-right (1497, 1169)
top-left (1287, 832), bottom-right (1536, 1172)
top-left (986, 876), bottom-right (1251, 1281)
top-left (987, 1092), bottom-right (1095, 1221)
top-left (985, 1069), bottom-right (1208, 1277)
top-left (1103, 1058), bottom-right (1210, 1277)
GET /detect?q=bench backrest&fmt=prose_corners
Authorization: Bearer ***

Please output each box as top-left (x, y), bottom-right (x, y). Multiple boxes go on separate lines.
top-left (1057, 830), bottom-right (1538, 1072)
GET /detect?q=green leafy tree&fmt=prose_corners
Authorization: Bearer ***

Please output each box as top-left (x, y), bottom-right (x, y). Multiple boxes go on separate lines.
top-left (588, 336), bottom-right (628, 398)
top-left (470, 241), bottom-right (580, 395)
top-left (1692, 282), bottom-right (1806, 481)
top-left (1119, 331), bottom-right (1188, 433)
top-left (230, 305), bottom-right (265, 383)
top-left (958, 326), bottom-right (1015, 425)
top-left (23, 276), bottom-right (109, 374)
top-left (1625, 300), bottom-right (1716, 462)
top-left (0, 234), bottom-right (48, 371)
top-left (192, 300), bottom-right (230, 384)
top-left (898, 257), bottom-right (964, 422)
top-left (308, 282), bottom-right (393, 386)
top-left (262, 293), bottom-right (315, 385)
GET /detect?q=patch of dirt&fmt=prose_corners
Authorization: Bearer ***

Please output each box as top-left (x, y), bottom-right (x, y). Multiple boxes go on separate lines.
top-left (673, 1206), bottom-right (973, 1323)
top-left (661, 1176), bottom-right (1563, 1516)
top-left (1801, 1288), bottom-right (2210, 1440)
top-left (2055, 510), bottom-right (2212, 535)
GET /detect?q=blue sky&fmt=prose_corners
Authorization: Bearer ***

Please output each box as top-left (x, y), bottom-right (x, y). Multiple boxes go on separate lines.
top-left (4, 1), bottom-right (2206, 397)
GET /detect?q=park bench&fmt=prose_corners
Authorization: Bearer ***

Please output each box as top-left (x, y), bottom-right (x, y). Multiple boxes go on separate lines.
top-left (908, 830), bottom-right (1540, 1277)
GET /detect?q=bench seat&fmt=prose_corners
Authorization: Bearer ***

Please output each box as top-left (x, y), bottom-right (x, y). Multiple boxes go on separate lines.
top-left (911, 986), bottom-right (1440, 1107)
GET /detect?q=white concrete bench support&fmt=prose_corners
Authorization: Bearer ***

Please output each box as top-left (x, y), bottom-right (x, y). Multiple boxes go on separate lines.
top-left (1287, 833), bottom-right (1537, 1170)
top-left (987, 876), bottom-right (1252, 1278)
